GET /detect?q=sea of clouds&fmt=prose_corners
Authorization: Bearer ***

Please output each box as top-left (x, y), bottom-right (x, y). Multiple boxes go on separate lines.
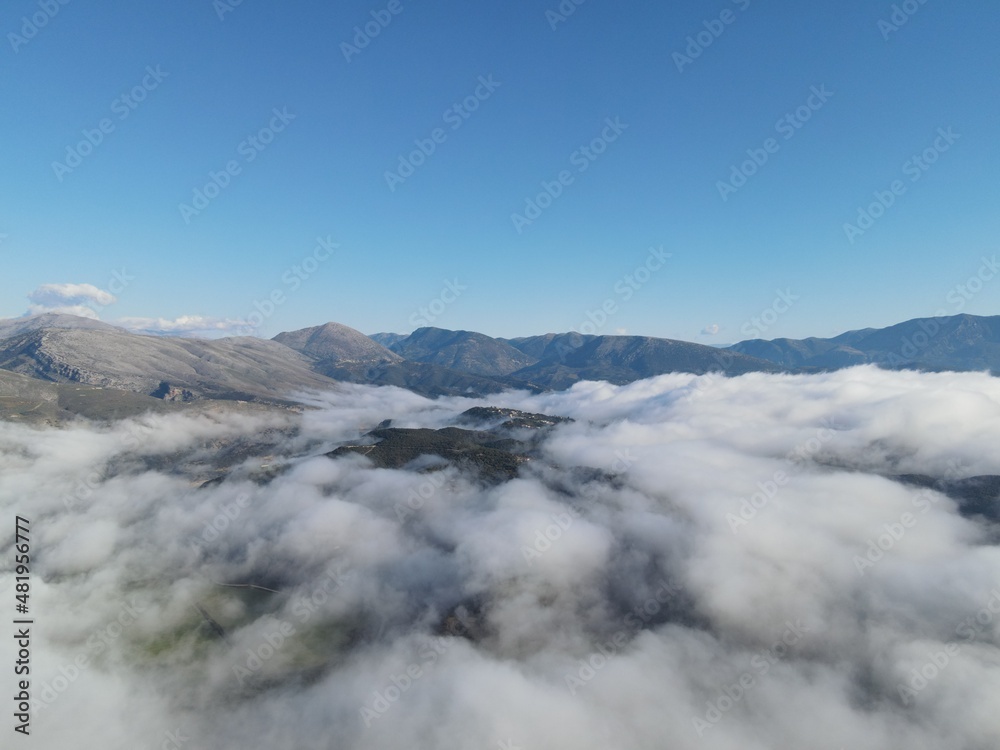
top-left (2, 365), bottom-right (1000, 749)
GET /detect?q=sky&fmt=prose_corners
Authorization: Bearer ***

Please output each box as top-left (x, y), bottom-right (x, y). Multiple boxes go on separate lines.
top-left (1, 0), bottom-right (998, 342)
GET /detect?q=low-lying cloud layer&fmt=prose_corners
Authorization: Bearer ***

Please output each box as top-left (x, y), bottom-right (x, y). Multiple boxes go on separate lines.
top-left (2, 366), bottom-right (999, 749)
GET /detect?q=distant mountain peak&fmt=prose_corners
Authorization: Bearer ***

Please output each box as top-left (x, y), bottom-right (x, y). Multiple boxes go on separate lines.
top-left (728, 313), bottom-right (1000, 372)
top-left (272, 322), bottom-right (401, 365)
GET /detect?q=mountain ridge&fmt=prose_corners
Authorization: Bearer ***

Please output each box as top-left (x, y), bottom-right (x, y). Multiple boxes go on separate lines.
top-left (0, 311), bottom-right (996, 421)
top-left (728, 313), bottom-right (1000, 372)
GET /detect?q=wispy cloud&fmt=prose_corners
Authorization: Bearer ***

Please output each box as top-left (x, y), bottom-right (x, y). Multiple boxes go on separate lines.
top-left (115, 315), bottom-right (251, 338)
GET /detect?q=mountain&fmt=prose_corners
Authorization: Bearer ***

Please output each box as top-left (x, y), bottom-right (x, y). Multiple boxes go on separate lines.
top-left (0, 368), bottom-right (215, 424)
top-left (0, 316), bottom-right (336, 405)
top-left (272, 322), bottom-right (401, 365)
top-left (725, 336), bottom-right (870, 369)
top-left (273, 322), bottom-right (521, 397)
top-left (508, 334), bottom-right (784, 388)
top-left (2, 312), bottom-right (998, 423)
top-left (386, 327), bottom-right (536, 377)
top-left (502, 332), bottom-right (594, 361)
top-left (369, 332), bottom-right (408, 348)
top-left (312, 359), bottom-right (520, 398)
top-left (896, 474), bottom-right (1000, 522)
top-left (729, 314), bottom-right (1000, 373)
top-left (381, 329), bottom-right (783, 387)
top-left (0, 312), bottom-right (122, 338)
top-left (326, 407), bottom-right (572, 481)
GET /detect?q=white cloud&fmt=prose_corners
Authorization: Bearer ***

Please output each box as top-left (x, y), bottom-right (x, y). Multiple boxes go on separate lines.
top-left (3, 367), bottom-right (1000, 748)
top-left (25, 303), bottom-right (101, 319)
top-left (26, 282), bottom-right (116, 315)
top-left (16, 284), bottom-right (251, 338)
top-left (115, 315), bottom-right (252, 337)
top-left (701, 323), bottom-right (721, 335)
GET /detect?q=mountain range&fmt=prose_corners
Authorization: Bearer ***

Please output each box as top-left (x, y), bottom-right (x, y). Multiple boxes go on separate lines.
top-left (1, 312), bottom-right (997, 422)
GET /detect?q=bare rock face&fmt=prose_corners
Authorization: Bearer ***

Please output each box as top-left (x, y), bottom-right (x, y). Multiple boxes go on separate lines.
top-left (151, 382), bottom-right (195, 402)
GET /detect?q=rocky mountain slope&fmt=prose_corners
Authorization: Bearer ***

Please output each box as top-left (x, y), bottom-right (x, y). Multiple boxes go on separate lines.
top-left (1, 312), bottom-right (998, 423)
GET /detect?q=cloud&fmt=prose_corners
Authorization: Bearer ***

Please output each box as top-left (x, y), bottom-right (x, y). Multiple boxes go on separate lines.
top-left (16, 284), bottom-right (250, 338)
top-left (701, 323), bottom-right (721, 335)
top-left (114, 315), bottom-right (252, 337)
top-left (24, 303), bottom-right (102, 319)
top-left (26, 282), bottom-right (116, 316)
top-left (2, 367), bottom-right (1000, 748)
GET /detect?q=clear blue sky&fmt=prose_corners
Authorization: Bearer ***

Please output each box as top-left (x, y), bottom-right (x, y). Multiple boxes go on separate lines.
top-left (1, 0), bottom-right (998, 342)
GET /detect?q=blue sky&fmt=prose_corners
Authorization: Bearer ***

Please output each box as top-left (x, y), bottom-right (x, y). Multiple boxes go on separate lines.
top-left (1, 0), bottom-right (998, 342)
